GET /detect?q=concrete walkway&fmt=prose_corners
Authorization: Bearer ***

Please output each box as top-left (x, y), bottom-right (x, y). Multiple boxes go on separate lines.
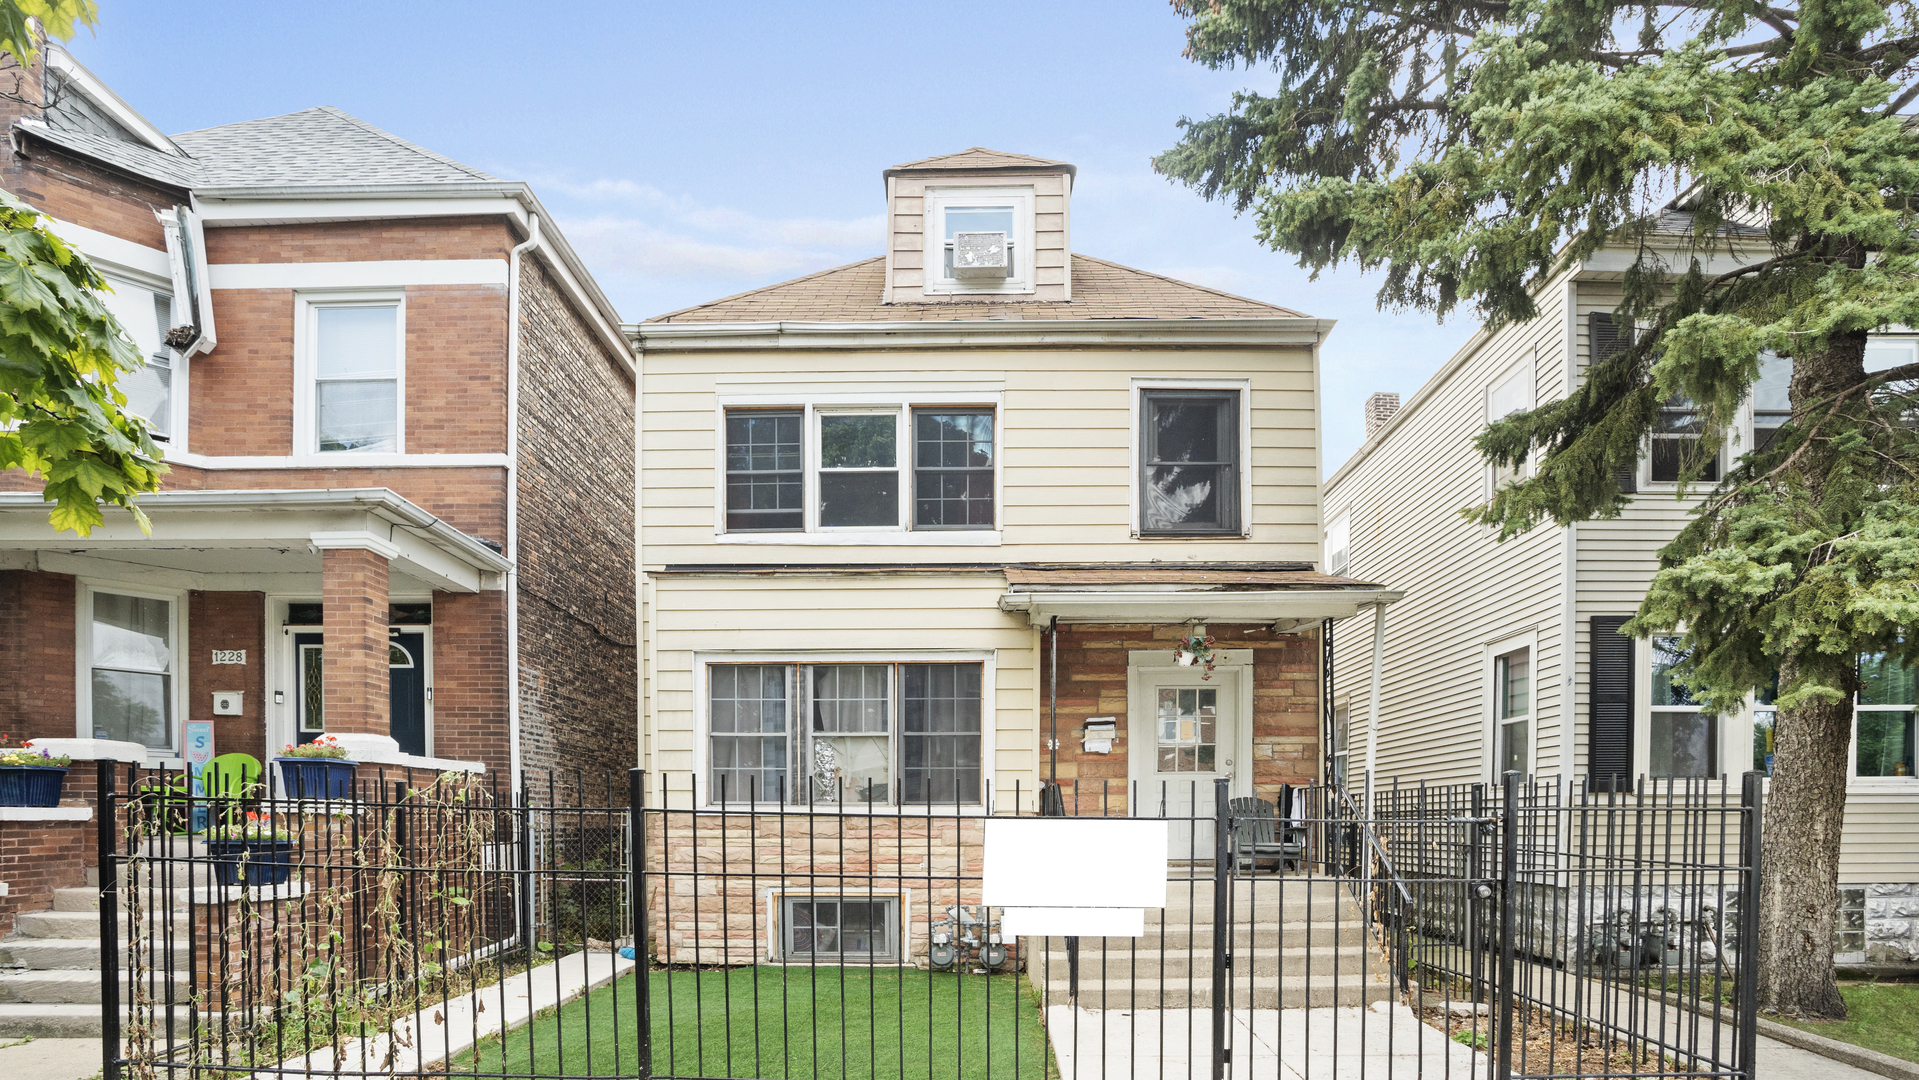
top-left (0, 1036), bottom-right (100, 1080)
top-left (1044, 1003), bottom-right (1895, 1080)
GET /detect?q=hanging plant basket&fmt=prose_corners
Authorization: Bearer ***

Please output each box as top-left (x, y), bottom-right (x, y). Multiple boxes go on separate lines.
top-left (1172, 633), bottom-right (1218, 680)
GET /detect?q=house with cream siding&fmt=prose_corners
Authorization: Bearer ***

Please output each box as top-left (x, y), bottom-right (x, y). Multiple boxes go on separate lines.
top-left (1321, 219), bottom-right (1919, 965)
top-left (628, 149), bottom-right (1399, 868)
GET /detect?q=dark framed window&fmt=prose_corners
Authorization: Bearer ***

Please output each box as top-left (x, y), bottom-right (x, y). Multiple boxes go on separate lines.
top-left (901, 663), bottom-right (983, 804)
top-left (725, 410), bottom-right (803, 532)
top-left (1140, 389), bottom-right (1240, 535)
top-left (913, 409), bottom-right (995, 529)
top-left (782, 896), bottom-right (898, 960)
top-left (1650, 398), bottom-right (1720, 484)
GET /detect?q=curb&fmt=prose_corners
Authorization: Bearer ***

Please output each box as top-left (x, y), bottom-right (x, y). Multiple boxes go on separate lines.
top-left (1757, 1015), bottom-right (1919, 1080)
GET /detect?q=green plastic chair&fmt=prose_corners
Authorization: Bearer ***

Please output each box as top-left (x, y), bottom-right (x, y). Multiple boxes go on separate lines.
top-left (202, 753), bottom-right (263, 799)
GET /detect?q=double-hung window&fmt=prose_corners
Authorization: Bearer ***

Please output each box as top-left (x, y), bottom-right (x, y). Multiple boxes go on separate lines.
top-left (1649, 637), bottom-right (1715, 777)
top-left (1650, 397), bottom-right (1719, 484)
top-left (722, 405), bottom-right (996, 534)
top-left (1856, 650), bottom-right (1915, 779)
top-left (100, 277), bottom-right (176, 442)
top-left (707, 662), bottom-right (985, 805)
top-left (307, 299), bottom-right (403, 454)
top-left (1495, 648), bottom-right (1531, 777)
top-left (1749, 352), bottom-right (1792, 455)
top-left (86, 589), bottom-right (177, 752)
top-left (1486, 365), bottom-right (1531, 489)
top-left (1325, 511), bottom-right (1351, 576)
top-left (1140, 389), bottom-right (1242, 535)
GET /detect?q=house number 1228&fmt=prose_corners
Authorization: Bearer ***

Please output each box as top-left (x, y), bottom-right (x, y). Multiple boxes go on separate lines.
top-left (211, 650), bottom-right (246, 665)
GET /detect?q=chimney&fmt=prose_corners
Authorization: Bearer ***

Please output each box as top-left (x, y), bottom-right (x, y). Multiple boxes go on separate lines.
top-left (1365, 392), bottom-right (1401, 437)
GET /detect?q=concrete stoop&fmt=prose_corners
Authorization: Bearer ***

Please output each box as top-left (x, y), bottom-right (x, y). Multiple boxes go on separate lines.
top-left (0, 887), bottom-right (191, 1037)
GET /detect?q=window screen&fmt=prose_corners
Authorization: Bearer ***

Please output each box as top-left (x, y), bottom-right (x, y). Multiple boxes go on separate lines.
top-left (913, 409), bottom-right (994, 528)
top-left (725, 410), bottom-right (803, 531)
top-left (901, 663), bottom-right (983, 804)
top-left (818, 414), bottom-right (898, 528)
top-left (1141, 389), bottom-right (1240, 534)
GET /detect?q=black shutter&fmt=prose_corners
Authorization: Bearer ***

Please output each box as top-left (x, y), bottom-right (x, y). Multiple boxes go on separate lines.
top-left (1588, 615), bottom-right (1635, 792)
top-left (1589, 312), bottom-right (1639, 493)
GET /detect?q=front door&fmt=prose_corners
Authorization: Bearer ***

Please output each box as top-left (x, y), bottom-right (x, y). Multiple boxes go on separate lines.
top-left (287, 628), bottom-right (429, 756)
top-left (1132, 661), bottom-right (1248, 860)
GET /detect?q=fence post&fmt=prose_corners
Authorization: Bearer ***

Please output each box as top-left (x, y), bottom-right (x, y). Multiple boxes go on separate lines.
top-left (629, 768), bottom-right (653, 1080)
top-left (1496, 770), bottom-right (1519, 1080)
top-left (1737, 770), bottom-right (1764, 1079)
top-left (97, 761), bottom-right (122, 1080)
top-left (1210, 777), bottom-right (1231, 1080)
top-left (1469, 782), bottom-right (1487, 1003)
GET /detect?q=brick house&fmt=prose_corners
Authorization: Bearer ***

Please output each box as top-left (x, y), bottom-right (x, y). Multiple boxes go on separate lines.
top-left (627, 149), bottom-right (1400, 966)
top-left (0, 46), bottom-right (636, 939)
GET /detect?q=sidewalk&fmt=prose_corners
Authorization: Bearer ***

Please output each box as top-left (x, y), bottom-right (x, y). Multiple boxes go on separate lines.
top-left (0, 1036), bottom-right (99, 1080)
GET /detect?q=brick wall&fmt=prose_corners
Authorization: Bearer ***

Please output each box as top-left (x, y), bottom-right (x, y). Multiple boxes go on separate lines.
top-left (513, 262), bottom-right (637, 783)
top-left (188, 591), bottom-right (267, 757)
top-left (202, 217), bottom-right (512, 264)
top-left (0, 818), bottom-right (89, 937)
top-left (158, 464), bottom-right (508, 543)
top-left (1046, 624), bottom-right (1322, 814)
top-left (189, 288), bottom-right (294, 455)
top-left (0, 569), bottom-right (77, 743)
top-left (429, 590), bottom-right (508, 774)
top-left (320, 549), bottom-right (390, 736)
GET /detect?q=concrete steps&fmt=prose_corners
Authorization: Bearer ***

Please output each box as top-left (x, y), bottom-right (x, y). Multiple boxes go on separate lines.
top-left (0, 967), bottom-right (189, 1004)
top-left (0, 1004), bottom-right (201, 1038)
top-left (1025, 944), bottom-right (1376, 980)
top-left (0, 886), bottom-right (198, 1036)
top-left (1033, 974), bottom-right (1393, 1009)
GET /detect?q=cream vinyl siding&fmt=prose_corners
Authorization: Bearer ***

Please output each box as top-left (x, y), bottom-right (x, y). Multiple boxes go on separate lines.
top-left (640, 345), bottom-right (1322, 564)
top-left (885, 171), bottom-right (1071, 302)
top-left (646, 573), bottom-right (1037, 808)
top-left (1327, 269), bottom-right (1917, 884)
top-left (1324, 270), bottom-right (1574, 787)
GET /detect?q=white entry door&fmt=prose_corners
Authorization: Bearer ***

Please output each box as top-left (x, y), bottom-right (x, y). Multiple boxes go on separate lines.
top-left (1129, 655), bottom-right (1251, 861)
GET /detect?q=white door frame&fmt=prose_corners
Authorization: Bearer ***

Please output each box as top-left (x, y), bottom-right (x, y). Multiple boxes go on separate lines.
top-left (1125, 647), bottom-right (1256, 813)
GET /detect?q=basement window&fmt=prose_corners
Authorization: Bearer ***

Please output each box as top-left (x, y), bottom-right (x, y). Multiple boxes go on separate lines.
top-left (781, 896), bottom-right (899, 961)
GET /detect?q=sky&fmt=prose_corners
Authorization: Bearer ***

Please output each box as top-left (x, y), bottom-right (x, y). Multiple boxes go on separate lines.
top-left (65, 1), bottom-right (1476, 475)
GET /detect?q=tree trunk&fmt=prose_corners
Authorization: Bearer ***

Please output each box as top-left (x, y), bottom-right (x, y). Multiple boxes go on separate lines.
top-left (1754, 324), bottom-right (1868, 1020)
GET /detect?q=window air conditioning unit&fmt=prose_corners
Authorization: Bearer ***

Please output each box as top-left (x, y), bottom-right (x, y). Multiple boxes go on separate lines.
top-left (952, 231), bottom-right (1008, 279)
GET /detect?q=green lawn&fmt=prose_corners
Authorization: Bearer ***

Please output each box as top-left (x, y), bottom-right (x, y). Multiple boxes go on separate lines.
top-left (1775, 981), bottom-right (1919, 1064)
top-left (455, 966), bottom-right (1057, 1080)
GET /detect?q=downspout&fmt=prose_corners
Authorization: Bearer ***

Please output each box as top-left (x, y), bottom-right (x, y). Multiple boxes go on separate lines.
top-left (505, 213), bottom-right (541, 788)
top-left (1048, 616), bottom-right (1059, 788)
top-left (1365, 601), bottom-right (1386, 805)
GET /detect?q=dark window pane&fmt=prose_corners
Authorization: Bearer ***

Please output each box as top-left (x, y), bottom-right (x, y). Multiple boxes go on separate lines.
top-left (725, 410), bottom-right (803, 531)
top-left (820, 414), bottom-right (895, 468)
top-left (1650, 711), bottom-right (1716, 777)
top-left (710, 664), bottom-right (787, 801)
top-left (1650, 637), bottom-right (1698, 706)
top-left (820, 471), bottom-right (897, 527)
top-left (901, 663), bottom-right (983, 804)
top-left (1141, 391), bottom-right (1238, 533)
top-left (1855, 711), bottom-right (1916, 777)
top-left (913, 409), bottom-right (995, 529)
top-left (1651, 404), bottom-right (1719, 482)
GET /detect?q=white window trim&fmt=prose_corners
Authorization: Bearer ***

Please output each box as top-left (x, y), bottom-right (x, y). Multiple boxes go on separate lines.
top-left (1486, 360), bottom-right (1534, 497)
top-left (1129, 378), bottom-right (1254, 540)
top-left (712, 392), bottom-right (1004, 544)
top-left (764, 888), bottom-right (915, 964)
top-left (921, 186), bottom-right (1037, 296)
top-left (1635, 634), bottom-right (1727, 779)
top-left (293, 291), bottom-right (407, 457)
top-left (265, 595), bottom-right (436, 761)
top-left (1324, 508), bottom-right (1351, 576)
top-left (1482, 629), bottom-right (1537, 784)
top-left (1848, 665), bottom-right (1917, 788)
top-left (75, 579), bottom-right (189, 758)
top-left (691, 649), bottom-right (999, 812)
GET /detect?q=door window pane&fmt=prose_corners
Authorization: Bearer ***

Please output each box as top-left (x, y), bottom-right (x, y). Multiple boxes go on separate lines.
top-left (1156, 687), bottom-right (1218, 773)
top-left (819, 414), bottom-right (898, 528)
top-left (725, 410), bottom-right (803, 531)
top-left (90, 592), bottom-right (173, 750)
top-left (314, 305), bottom-right (399, 452)
top-left (913, 410), bottom-right (995, 528)
top-left (901, 663), bottom-right (982, 804)
top-left (1142, 390), bottom-right (1239, 534)
top-left (710, 665), bottom-right (789, 801)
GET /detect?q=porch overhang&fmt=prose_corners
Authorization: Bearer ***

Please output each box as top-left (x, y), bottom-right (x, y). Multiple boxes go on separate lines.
top-left (0, 488), bottom-right (511, 594)
top-left (996, 566), bottom-right (1403, 628)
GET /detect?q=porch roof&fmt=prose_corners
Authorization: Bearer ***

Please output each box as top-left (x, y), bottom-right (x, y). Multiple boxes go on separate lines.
top-left (0, 488), bottom-right (512, 594)
top-left (997, 564), bottom-right (1403, 628)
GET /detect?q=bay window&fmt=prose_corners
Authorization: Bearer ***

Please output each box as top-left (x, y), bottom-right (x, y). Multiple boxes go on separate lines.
top-left (707, 661), bottom-right (984, 805)
top-left (721, 405), bottom-right (997, 534)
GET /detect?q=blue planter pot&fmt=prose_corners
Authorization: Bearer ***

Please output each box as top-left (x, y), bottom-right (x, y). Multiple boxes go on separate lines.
top-left (0, 765), bottom-right (69, 807)
top-left (206, 838), bottom-right (294, 887)
top-left (274, 757), bottom-right (358, 800)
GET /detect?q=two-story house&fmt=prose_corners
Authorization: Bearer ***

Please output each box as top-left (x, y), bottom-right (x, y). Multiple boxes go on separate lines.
top-left (1321, 212), bottom-right (1919, 965)
top-left (0, 46), bottom-right (637, 792)
top-left (629, 148), bottom-right (1398, 879)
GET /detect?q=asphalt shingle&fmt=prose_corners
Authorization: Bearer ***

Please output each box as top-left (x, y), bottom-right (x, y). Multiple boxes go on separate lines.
top-left (170, 106), bottom-right (495, 188)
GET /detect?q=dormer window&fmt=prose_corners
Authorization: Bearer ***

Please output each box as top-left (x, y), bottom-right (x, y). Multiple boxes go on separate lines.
top-left (923, 187), bottom-right (1035, 295)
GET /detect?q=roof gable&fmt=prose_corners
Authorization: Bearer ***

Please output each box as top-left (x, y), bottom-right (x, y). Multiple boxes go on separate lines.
top-left (885, 147), bottom-right (1075, 177)
top-left (170, 106), bottom-right (496, 188)
top-left (647, 253), bottom-right (1307, 323)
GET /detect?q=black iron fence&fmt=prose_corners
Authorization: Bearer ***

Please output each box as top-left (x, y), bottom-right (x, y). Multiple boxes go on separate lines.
top-left (96, 764), bottom-right (1762, 1080)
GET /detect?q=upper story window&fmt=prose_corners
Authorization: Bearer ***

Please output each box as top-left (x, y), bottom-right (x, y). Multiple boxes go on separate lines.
top-left (1648, 396), bottom-right (1720, 485)
top-left (922, 187), bottom-right (1035, 296)
top-left (1486, 363), bottom-right (1531, 488)
top-left (723, 404), bottom-right (997, 534)
top-left (1649, 636), bottom-right (1715, 777)
top-left (1140, 388), bottom-right (1242, 536)
top-left (301, 296), bottom-right (404, 454)
top-left (1749, 351), bottom-right (1792, 454)
top-left (1325, 510), bottom-right (1351, 576)
top-left (99, 276), bottom-right (176, 442)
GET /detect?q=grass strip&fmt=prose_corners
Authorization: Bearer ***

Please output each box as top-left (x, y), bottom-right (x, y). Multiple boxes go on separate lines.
top-left (1773, 981), bottom-right (1919, 1065)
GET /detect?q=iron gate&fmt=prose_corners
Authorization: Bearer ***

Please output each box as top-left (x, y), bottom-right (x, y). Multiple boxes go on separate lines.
top-left (96, 764), bottom-right (1762, 1079)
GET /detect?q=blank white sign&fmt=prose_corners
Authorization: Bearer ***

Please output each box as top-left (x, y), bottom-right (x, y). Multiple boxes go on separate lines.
top-left (1000, 907), bottom-right (1145, 938)
top-left (981, 819), bottom-right (1169, 909)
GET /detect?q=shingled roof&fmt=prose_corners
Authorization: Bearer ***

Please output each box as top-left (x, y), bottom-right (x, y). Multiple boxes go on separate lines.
top-left (885, 147), bottom-right (1076, 177)
top-left (172, 106), bottom-right (496, 188)
top-left (647, 254), bottom-right (1308, 323)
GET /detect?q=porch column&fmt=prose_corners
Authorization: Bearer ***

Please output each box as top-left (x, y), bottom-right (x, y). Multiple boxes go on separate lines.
top-left (318, 541), bottom-right (392, 741)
